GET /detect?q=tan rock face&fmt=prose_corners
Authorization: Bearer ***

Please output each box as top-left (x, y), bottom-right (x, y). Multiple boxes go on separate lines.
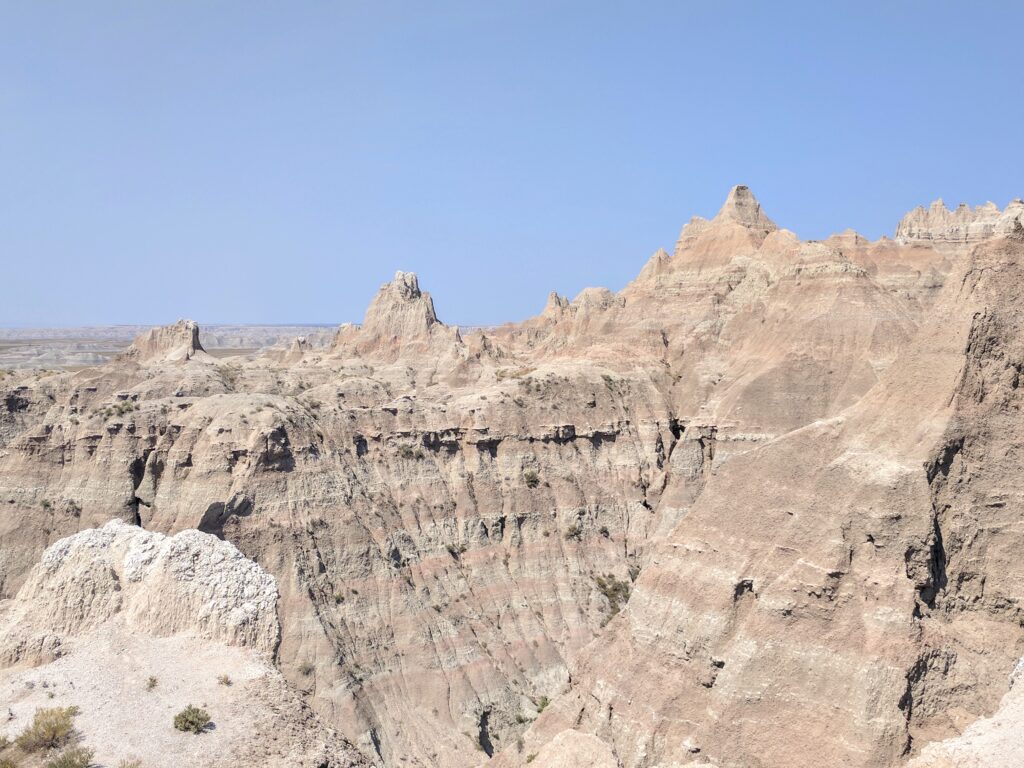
top-left (1, 187), bottom-right (1022, 768)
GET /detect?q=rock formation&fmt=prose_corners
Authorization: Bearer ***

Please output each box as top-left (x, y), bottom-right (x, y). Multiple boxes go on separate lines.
top-left (2, 187), bottom-right (1024, 767)
top-left (895, 197), bottom-right (1024, 246)
top-left (0, 521), bottom-right (368, 767)
top-left (121, 318), bottom-right (211, 364)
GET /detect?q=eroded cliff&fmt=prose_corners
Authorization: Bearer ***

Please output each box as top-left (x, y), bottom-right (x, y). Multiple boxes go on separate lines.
top-left (2, 187), bottom-right (1022, 767)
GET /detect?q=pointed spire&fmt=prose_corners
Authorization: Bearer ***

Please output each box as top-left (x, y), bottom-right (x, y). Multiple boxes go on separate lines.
top-left (713, 185), bottom-right (777, 233)
top-left (361, 271), bottom-right (439, 339)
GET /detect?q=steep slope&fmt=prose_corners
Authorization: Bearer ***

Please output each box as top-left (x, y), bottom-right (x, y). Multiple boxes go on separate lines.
top-left (497, 226), bottom-right (1024, 766)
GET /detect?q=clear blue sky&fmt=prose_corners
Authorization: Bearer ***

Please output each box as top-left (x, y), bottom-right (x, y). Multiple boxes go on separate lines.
top-left (2, 2), bottom-right (1022, 327)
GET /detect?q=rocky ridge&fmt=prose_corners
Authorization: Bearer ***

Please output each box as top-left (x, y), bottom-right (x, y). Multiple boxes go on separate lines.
top-left (2, 187), bottom-right (1023, 767)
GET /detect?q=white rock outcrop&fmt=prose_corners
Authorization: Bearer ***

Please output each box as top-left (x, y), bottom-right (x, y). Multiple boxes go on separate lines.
top-left (0, 519), bottom-right (279, 664)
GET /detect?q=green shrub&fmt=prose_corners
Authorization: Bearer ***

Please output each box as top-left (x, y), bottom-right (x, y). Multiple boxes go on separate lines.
top-left (564, 522), bottom-right (582, 541)
top-left (217, 674), bottom-right (232, 686)
top-left (145, 676), bottom-right (158, 691)
top-left (45, 746), bottom-right (95, 768)
top-left (173, 705), bottom-right (210, 735)
top-left (523, 469), bottom-right (540, 489)
top-left (16, 706), bottom-right (79, 752)
top-left (595, 573), bottom-right (631, 615)
top-left (535, 695), bottom-right (550, 713)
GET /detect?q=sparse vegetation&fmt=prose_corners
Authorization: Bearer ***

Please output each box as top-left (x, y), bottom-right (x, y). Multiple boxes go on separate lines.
top-left (145, 676), bottom-right (158, 691)
top-left (117, 760), bottom-right (143, 768)
top-left (217, 674), bottom-right (232, 686)
top-left (219, 365), bottom-right (239, 387)
top-left (523, 469), bottom-right (540, 489)
top-left (526, 753), bottom-right (537, 763)
top-left (595, 573), bottom-right (631, 616)
top-left (535, 695), bottom-right (550, 713)
top-left (298, 662), bottom-right (315, 676)
top-left (15, 705), bottom-right (80, 752)
top-left (44, 746), bottom-right (94, 768)
top-left (398, 445), bottom-right (425, 460)
top-left (173, 705), bottom-right (211, 735)
top-left (564, 522), bottom-right (582, 541)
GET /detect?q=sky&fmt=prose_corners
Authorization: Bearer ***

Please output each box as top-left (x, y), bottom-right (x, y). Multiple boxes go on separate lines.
top-left (2, 2), bottom-right (1022, 327)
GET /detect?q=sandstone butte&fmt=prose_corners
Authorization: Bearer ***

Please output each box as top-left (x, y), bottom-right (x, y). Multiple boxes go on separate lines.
top-left (2, 186), bottom-right (1024, 767)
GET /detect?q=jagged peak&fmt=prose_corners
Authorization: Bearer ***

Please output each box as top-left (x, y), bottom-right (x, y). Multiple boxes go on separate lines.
top-left (713, 185), bottom-right (778, 233)
top-left (122, 319), bottom-right (208, 364)
top-left (362, 270), bottom-right (439, 338)
top-left (543, 290), bottom-right (571, 318)
top-left (390, 270), bottom-right (423, 300)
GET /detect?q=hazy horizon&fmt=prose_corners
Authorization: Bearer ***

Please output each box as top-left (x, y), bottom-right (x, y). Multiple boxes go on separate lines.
top-left (4, 2), bottom-right (1023, 327)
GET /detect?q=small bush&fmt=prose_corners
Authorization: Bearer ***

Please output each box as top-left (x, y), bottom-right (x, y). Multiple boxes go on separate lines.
top-left (118, 760), bottom-right (143, 768)
top-left (173, 705), bottom-right (210, 735)
top-left (298, 662), bottom-right (315, 676)
top-left (217, 674), bottom-right (232, 686)
top-left (564, 522), bottom-right (583, 541)
top-left (398, 445), bottom-right (425, 460)
top-left (45, 746), bottom-right (94, 768)
top-left (535, 695), bottom-right (550, 713)
top-left (145, 676), bottom-right (158, 691)
top-left (16, 706), bottom-right (79, 752)
top-left (523, 470), bottom-right (540, 489)
top-left (595, 573), bottom-right (631, 616)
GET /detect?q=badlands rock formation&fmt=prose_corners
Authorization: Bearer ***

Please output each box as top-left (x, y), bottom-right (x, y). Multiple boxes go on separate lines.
top-left (0, 520), bottom-right (367, 767)
top-left (1, 186), bottom-right (1023, 767)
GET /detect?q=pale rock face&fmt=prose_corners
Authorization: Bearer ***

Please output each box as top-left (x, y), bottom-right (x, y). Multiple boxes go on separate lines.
top-left (895, 197), bottom-right (1024, 246)
top-left (907, 658), bottom-right (1024, 768)
top-left (122, 318), bottom-right (210, 363)
top-left (0, 519), bottom-right (279, 664)
top-left (3, 186), bottom-right (1024, 768)
top-left (362, 270), bottom-right (439, 339)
